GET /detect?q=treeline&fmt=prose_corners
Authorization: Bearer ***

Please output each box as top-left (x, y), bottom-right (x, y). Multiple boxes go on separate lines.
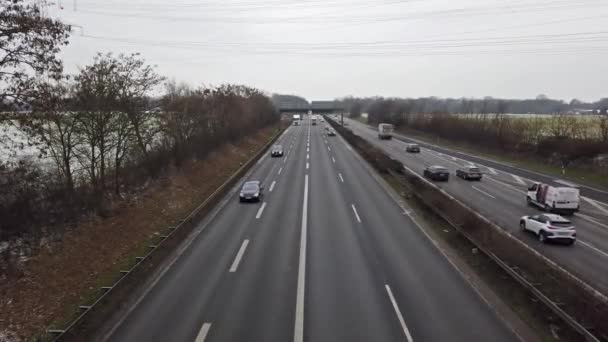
top-left (355, 97), bottom-right (608, 170)
top-left (0, 53), bottom-right (279, 242)
top-left (338, 95), bottom-right (608, 116)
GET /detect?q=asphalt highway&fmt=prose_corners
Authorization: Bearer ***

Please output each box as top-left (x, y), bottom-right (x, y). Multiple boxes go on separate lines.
top-left (343, 117), bottom-right (608, 295)
top-left (104, 117), bottom-right (520, 342)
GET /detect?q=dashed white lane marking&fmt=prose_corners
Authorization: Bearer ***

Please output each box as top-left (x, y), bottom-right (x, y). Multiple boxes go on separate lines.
top-left (488, 167), bottom-right (498, 175)
top-left (255, 202), bottom-right (267, 219)
top-left (472, 186), bottom-right (496, 199)
top-left (328, 146), bottom-right (331, 151)
top-left (195, 323), bottom-right (212, 342)
top-left (511, 174), bottom-right (526, 185)
top-left (339, 173), bottom-right (344, 182)
top-left (351, 204), bottom-right (362, 223)
top-left (229, 239), bottom-right (250, 272)
top-left (307, 154), bottom-right (309, 159)
top-left (385, 285), bottom-right (414, 342)
top-left (293, 175), bottom-right (309, 342)
top-left (582, 196), bottom-right (608, 216)
top-left (307, 147), bottom-right (309, 152)
top-left (332, 157), bottom-right (336, 163)
top-left (269, 180), bottom-right (276, 192)
top-left (306, 162), bottom-right (309, 169)
top-left (578, 240), bottom-right (608, 259)
top-left (278, 167), bottom-right (283, 175)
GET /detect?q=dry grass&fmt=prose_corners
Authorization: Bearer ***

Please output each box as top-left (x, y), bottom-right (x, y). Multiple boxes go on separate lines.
top-left (0, 126), bottom-right (277, 341)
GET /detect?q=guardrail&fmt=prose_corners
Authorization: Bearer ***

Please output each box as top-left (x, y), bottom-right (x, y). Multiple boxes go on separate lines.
top-left (327, 117), bottom-right (608, 342)
top-left (47, 125), bottom-right (287, 342)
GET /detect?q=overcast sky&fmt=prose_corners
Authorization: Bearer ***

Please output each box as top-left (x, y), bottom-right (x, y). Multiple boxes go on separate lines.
top-left (50, 0), bottom-right (608, 101)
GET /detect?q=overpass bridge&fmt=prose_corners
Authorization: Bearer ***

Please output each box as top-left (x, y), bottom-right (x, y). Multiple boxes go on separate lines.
top-left (278, 100), bottom-right (344, 114)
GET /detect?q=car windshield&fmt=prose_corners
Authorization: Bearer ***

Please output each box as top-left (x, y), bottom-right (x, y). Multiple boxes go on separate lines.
top-left (243, 183), bottom-right (259, 191)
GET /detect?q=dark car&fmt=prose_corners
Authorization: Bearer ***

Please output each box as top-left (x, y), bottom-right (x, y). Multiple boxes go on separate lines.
top-left (456, 166), bottom-right (483, 181)
top-left (405, 143), bottom-right (420, 153)
top-left (327, 129), bottom-right (336, 136)
top-left (270, 145), bottom-right (284, 157)
top-left (423, 165), bottom-right (449, 181)
top-left (239, 181), bottom-right (263, 202)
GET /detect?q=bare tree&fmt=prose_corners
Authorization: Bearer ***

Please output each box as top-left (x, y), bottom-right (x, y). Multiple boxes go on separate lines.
top-left (0, 0), bottom-right (70, 106)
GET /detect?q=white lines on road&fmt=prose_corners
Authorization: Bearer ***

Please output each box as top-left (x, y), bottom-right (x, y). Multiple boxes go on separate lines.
top-left (306, 162), bottom-right (309, 169)
top-left (328, 146), bottom-right (331, 151)
top-left (278, 167), bottom-right (283, 175)
top-left (255, 202), bottom-right (267, 219)
top-left (229, 239), bottom-right (250, 272)
top-left (307, 147), bottom-right (309, 152)
top-left (472, 186), bottom-right (496, 199)
top-left (385, 285), bottom-right (414, 342)
top-left (578, 240), bottom-right (608, 259)
top-left (293, 175), bottom-right (309, 342)
top-left (339, 173), bottom-right (344, 183)
top-left (351, 204), bottom-right (362, 223)
top-left (307, 153), bottom-right (310, 159)
top-left (577, 213), bottom-right (608, 230)
top-left (582, 196), bottom-right (608, 216)
top-left (195, 322), bottom-right (212, 342)
top-left (257, 157), bottom-right (263, 165)
top-left (511, 174), bottom-right (526, 185)
top-left (555, 179), bottom-right (579, 187)
top-left (332, 157), bottom-right (336, 163)
top-left (283, 157), bottom-right (288, 164)
top-left (451, 156), bottom-right (457, 161)
top-left (269, 180), bottom-right (276, 192)
top-left (488, 167), bottom-right (498, 175)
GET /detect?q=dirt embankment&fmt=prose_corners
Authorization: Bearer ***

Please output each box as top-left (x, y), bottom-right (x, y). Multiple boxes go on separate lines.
top-left (0, 126), bottom-right (277, 341)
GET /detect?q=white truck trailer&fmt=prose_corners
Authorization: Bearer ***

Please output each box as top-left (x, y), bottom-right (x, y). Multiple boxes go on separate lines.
top-left (378, 123), bottom-right (394, 139)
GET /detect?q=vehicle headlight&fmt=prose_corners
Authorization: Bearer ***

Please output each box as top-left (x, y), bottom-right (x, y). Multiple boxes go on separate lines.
top-left (239, 192), bottom-right (244, 197)
top-left (254, 192), bottom-right (259, 197)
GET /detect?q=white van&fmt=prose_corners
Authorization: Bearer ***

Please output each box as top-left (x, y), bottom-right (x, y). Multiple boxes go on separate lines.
top-left (526, 183), bottom-right (580, 215)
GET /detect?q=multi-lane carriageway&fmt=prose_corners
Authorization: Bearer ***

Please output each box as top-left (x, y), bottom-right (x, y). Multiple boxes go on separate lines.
top-left (103, 117), bottom-right (520, 342)
top-left (343, 117), bottom-right (608, 296)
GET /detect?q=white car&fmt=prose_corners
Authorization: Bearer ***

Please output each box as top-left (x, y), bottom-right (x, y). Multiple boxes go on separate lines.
top-left (519, 214), bottom-right (576, 245)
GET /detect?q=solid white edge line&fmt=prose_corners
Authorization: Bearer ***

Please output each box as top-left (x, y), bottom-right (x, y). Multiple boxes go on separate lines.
top-left (351, 204), bottom-right (362, 223)
top-left (339, 173), bottom-right (344, 183)
top-left (269, 180), bottom-right (276, 192)
top-left (229, 239), bottom-right (250, 272)
top-left (385, 285), bottom-right (414, 342)
top-left (255, 202), bottom-right (267, 219)
top-left (472, 185), bottom-right (496, 199)
top-left (294, 175), bottom-right (309, 342)
top-left (488, 167), bottom-right (498, 175)
top-left (278, 167), bottom-right (283, 175)
top-left (195, 322), bottom-right (212, 342)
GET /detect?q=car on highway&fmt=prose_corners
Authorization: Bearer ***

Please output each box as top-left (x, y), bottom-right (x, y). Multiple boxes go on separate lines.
top-left (327, 129), bottom-right (336, 136)
top-left (519, 214), bottom-right (576, 245)
top-left (456, 166), bottom-right (483, 181)
top-left (270, 145), bottom-right (284, 157)
top-left (239, 181), bottom-right (263, 202)
top-left (405, 143), bottom-right (420, 153)
top-left (423, 165), bottom-right (449, 181)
